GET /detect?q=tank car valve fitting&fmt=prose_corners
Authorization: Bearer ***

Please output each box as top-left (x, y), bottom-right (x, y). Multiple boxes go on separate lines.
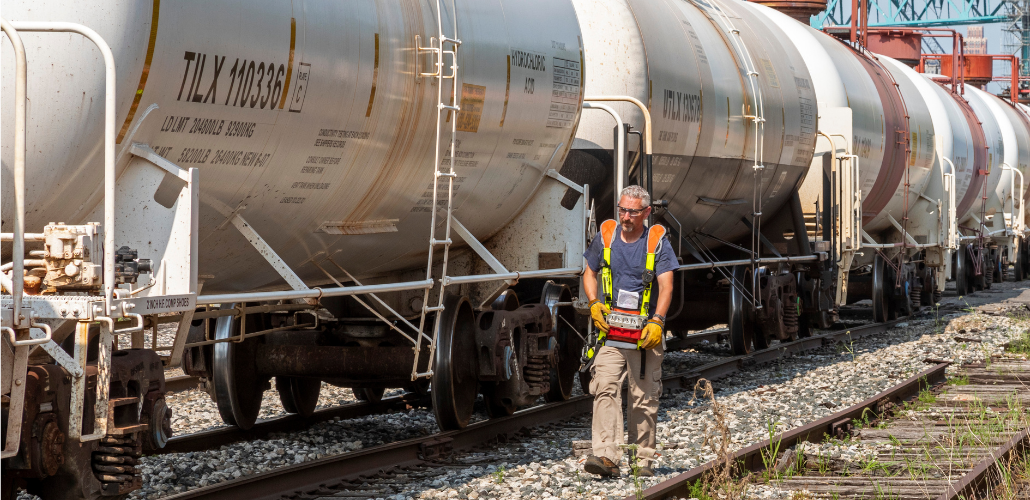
top-left (114, 246), bottom-right (153, 284)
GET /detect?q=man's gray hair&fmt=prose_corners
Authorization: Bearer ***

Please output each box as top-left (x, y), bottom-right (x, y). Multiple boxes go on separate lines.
top-left (620, 185), bottom-right (651, 208)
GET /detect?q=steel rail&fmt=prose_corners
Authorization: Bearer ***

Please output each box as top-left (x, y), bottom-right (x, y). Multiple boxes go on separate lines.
top-left (158, 317), bottom-right (908, 499)
top-left (664, 329), bottom-right (728, 351)
top-left (155, 328), bottom-right (728, 453)
top-left (155, 394), bottom-right (427, 456)
top-left (165, 375), bottom-right (201, 393)
top-left (636, 360), bottom-right (951, 500)
top-left (935, 428), bottom-right (1030, 500)
top-left (659, 319), bottom-right (901, 393)
top-left (162, 396), bottom-right (593, 500)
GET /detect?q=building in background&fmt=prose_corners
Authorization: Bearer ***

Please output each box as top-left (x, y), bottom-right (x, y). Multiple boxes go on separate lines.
top-left (967, 26), bottom-right (989, 53)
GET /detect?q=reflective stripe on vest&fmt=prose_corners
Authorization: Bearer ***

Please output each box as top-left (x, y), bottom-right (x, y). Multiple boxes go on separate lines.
top-left (599, 220), bottom-right (666, 316)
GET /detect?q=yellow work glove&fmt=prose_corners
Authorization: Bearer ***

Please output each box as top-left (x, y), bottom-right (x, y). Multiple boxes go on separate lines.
top-left (589, 299), bottom-right (610, 333)
top-left (639, 318), bottom-right (664, 350)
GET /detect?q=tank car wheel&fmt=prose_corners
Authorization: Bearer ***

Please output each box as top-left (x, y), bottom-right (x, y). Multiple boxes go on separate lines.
top-left (729, 266), bottom-right (758, 355)
top-left (491, 289), bottom-right (520, 311)
top-left (431, 294), bottom-right (479, 431)
top-left (918, 267), bottom-right (932, 309)
top-left (872, 254), bottom-right (890, 322)
top-left (887, 269), bottom-right (909, 320)
top-left (1017, 238), bottom-right (1025, 280)
top-left (212, 305), bottom-right (270, 430)
top-left (276, 376), bottom-right (321, 417)
top-left (995, 248), bottom-right (1005, 283)
top-left (542, 282), bottom-right (580, 402)
top-left (973, 249), bottom-right (987, 291)
top-left (354, 387), bottom-right (386, 403)
top-left (955, 246), bottom-right (970, 295)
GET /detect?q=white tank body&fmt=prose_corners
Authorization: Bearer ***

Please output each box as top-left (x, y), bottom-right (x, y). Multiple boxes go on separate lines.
top-left (1, 0), bottom-right (585, 294)
top-left (988, 94), bottom-right (1030, 232)
top-left (567, 0), bottom-right (817, 245)
top-left (922, 77), bottom-right (977, 210)
top-left (958, 89), bottom-right (1004, 226)
top-left (752, 6), bottom-right (937, 260)
top-left (1019, 102), bottom-right (1030, 221)
top-left (872, 55), bottom-right (942, 246)
top-left (753, 5), bottom-right (889, 222)
top-left (960, 86), bottom-right (1028, 233)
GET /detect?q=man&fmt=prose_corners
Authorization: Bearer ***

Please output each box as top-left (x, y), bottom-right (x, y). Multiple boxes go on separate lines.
top-left (581, 185), bottom-right (676, 477)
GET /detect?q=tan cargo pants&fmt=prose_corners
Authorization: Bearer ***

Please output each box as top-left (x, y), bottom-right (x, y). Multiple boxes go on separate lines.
top-left (589, 344), bottom-right (664, 466)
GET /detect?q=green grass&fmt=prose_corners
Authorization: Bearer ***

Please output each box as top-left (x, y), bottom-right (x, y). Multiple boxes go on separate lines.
top-left (1005, 328), bottom-right (1030, 356)
top-left (917, 389), bottom-right (937, 405)
top-left (948, 375), bottom-right (970, 386)
top-left (686, 479), bottom-right (716, 500)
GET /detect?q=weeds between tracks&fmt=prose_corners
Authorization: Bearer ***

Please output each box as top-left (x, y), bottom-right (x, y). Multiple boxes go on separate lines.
top-left (682, 378), bottom-right (750, 500)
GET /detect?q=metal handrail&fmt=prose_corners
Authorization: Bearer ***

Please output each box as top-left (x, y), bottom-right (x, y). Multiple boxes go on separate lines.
top-left (443, 267), bottom-right (582, 285)
top-left (1, 18), bottom-right (27, 329)
top-left (942, 157), bottom-right (957, 249)
top-left (676, 255), bottom-right (820, 272)
top-left (1002, 163), bottom-right (1025, 233)
top-left (583, 95), bottom-right (653, 155)
top-left (197, 279), bottom-right (435, 305)
top-left (9, 21), bottom-right (117, 316)
top-left (582, 103), bottom-right (627, 208)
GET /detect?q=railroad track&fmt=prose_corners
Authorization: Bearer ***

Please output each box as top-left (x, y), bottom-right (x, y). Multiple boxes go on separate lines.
top-left (156, 393), bottom-right (428, 455)
top-left (160, 326), bottom-right (733, 397)
top-left (639, 357), bottom-right (1030, 499)
top-left (156, 327), bottom-right (729, 455)
top-left (157, 317), bottom-right (905, 499)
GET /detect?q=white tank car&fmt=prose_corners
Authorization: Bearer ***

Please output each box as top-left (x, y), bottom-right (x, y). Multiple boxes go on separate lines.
top-left (752, 3), bottom-right (891, 205)
top-left (921, 76), bottom-right (977, 218)
top-left (1020, 102), bottom-right (1030, 222)
top-left (3, 3), bottom-right (591, 495)
top-left (871, 56), bottom-right (945, 248)
top-left (1, 0), bottom-right (585, 294)
top-left (568, 0), bottom-right (817, 244)
top-left (960, 87), bottom-right (1030, 236)
top-left (729, 6), bottom-right (938, 266)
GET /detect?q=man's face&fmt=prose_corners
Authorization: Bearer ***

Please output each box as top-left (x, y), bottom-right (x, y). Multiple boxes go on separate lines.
top-left (618, 195), bottom-right (650, 233)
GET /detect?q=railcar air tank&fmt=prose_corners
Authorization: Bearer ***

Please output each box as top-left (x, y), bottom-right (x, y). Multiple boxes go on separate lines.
top-left (1, 0), bottom-right (585, 294)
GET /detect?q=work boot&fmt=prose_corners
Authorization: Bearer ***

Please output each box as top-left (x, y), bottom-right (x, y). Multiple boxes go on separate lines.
top-left (584, 455), bottom-right (620, 477)
top-left (634, 466), bottom-right (655, 477)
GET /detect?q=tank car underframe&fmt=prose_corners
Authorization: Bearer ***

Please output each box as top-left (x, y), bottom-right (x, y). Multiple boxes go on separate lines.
top-left (178, 280), bottom-right (582, 432)
top-left (2, 335), bottom-right (171, 500)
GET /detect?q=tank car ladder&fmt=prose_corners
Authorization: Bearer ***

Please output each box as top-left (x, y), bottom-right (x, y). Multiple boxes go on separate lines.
top-left (412, 0), bottom-right (461, 380)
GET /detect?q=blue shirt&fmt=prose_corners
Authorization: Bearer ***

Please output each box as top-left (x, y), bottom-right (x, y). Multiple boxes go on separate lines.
top-left (583, 224), bottom-right (678, 313)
